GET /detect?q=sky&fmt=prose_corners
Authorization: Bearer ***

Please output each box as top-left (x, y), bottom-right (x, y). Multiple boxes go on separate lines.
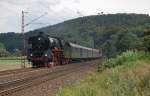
top-left (0, 0), bottom-right (150, 33)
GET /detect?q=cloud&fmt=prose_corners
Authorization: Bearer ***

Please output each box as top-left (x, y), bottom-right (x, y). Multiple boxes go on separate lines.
top-left (0, 0), bottom-right (80, 33)
top-left (0, 0), bottom-right (150, 33)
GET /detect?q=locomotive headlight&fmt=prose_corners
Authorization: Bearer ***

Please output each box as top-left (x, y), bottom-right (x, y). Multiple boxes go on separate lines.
top-left (38, 37), bottom-right (41, 40)
top-left (30, 54), bottom-right (33, 56)
top-left (45, 54), bottom-right (48, 56)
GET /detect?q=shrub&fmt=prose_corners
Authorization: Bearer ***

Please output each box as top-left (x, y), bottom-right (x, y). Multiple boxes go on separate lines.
top-left (104, 50), bottom-right (146, 68)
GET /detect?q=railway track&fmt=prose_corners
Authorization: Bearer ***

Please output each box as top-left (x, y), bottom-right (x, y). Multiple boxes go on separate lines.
top-left (0, 62), bottom-right (92, 96)
top-left (0, 68), bottom-right (34, 76)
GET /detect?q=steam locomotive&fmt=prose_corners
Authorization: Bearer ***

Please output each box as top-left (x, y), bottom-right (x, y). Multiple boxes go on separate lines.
top-left (27, 32), bottom-right (101, 68)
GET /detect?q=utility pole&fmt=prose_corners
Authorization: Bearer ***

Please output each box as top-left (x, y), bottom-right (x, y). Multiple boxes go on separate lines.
top-left (21, 11), bottom-right (27, 68)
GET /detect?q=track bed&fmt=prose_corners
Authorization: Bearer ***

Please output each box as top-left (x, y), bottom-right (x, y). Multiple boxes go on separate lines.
top-left (0, 59), bottom-right (102, 96)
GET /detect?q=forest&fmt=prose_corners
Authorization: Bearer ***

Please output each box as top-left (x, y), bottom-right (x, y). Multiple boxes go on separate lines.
top-left (0, 13), bottom-right (150, 58)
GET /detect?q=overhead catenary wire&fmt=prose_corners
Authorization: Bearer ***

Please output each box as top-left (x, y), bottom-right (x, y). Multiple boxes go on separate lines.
top-left (24, 12), bottom-right (48, 27)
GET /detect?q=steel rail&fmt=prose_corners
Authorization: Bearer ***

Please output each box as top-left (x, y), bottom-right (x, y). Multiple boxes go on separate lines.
top-left (0, 63), bottom-right (90, 96)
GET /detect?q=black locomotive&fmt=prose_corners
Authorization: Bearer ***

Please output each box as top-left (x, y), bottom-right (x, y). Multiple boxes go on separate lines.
top-left (27, 32), bottom-right (101, 68)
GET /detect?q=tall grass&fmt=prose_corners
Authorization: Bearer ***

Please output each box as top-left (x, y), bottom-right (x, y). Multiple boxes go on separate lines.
top-left (57, 51), bottom-right (150, 96)
top-left (104, 50), bottom-right (148, 68)
top-left (57, 64), bottom-right (150, 96)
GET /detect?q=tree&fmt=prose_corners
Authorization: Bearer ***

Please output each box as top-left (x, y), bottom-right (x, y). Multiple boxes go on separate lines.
top-left (0, 42), bottom-right (5, 49)
top-left (102, 40), bottom-right (117, 58)
top-left (0, 42), bottom-right (9, 57)
top-left (117, 32), bottom-right (140, 52)
top-left (143, 29), bottom-right (150, 51)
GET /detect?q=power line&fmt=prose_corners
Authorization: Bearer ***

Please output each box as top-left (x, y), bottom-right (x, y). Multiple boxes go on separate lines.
top-left (24, 12), bottom-right (48, 27)
top-left (29, 22), bottom-right (49, 25)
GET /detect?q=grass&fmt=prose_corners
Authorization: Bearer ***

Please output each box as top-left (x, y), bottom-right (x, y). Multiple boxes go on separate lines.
top-left (0, 60), bottom-right (27, 65)
top-left (57, 50), bottom-right (150, 96)
top-left (0, 56), bottom-right (27, 65)
top-left (0, 56), bottom-right (26, 59)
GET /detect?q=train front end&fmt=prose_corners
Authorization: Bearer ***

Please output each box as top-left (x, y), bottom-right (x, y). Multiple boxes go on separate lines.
top-left (27, 32), bottom-right (53, 68)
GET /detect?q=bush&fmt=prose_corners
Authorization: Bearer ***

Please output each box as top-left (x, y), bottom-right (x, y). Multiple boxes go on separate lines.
top-left (104, 50), bottom-right (146, 68)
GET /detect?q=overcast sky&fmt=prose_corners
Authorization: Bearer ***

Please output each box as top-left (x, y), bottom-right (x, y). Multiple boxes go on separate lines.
top-left (0, 0), bottom-right (150, 33)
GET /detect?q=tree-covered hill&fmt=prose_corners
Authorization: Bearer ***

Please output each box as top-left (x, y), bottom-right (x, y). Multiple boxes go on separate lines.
top-left (0, 32), bottom-right (22, 52)
top-left (37, 13), bottom-right (150, 48)
top-left (0, 13), bottom-right (150, 57)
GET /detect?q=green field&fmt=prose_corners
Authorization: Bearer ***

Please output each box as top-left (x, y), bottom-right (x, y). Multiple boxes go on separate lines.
top-left (0, 57), bottom-right (27, 65)
top-left (0, 60), bottom-right (28, 65)
top-left (0, 57), bottom-right (30, 71)
top-left (57, 51), bottom-right (150, 96)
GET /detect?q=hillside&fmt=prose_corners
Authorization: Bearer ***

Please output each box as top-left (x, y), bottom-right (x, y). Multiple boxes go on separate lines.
top-left (0, 13), bottom-right (150, 54)
top-left (0, 32), bottom-right (22, 52)
top-left (33, 13), bottom-right (150, 47)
